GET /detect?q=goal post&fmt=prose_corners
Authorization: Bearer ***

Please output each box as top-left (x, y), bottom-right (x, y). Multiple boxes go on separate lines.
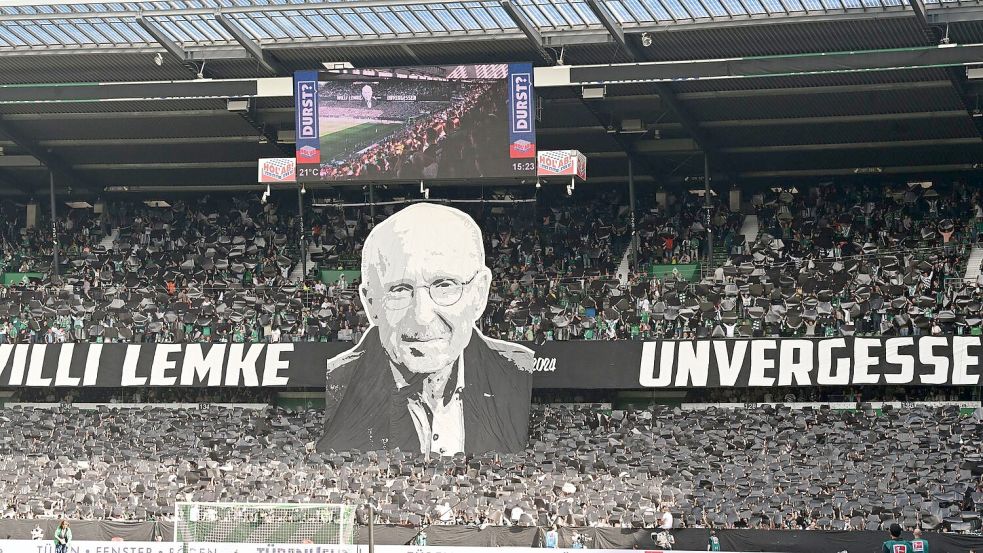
top-left (174, 502), bottom-right (358, 545)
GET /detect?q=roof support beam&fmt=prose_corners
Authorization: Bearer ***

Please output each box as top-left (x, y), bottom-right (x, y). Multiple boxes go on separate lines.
top-left (538, 125), bottom-right (609, 135)
top-left (135, 16), bottom-right (189, 65)
top-left (927, 5), bottom-right (983, 23)
top-left (561, 0), bottom-right (667, 180)
top-left (499, 0), bottom-right (554, 65)
top-left (898, 0), bottom-right (981, 139)
top-left (721, 137), bottom-right (981, 153)
top-left (0, 79), bottom-right (269, 104)
top-left (583, 0), bottom-right (639, 60)
top-left (0, 116), bottom-right (91, 192)
top-left (83, 25), bottom-right (284, 154)
top-left (215, 13), bottom-right (289, 76)
top-left (580, 0), bottom-right (721, 168)
top-left (0, 169), bottom-right (36, 196)
top-left (542, 110), bottom-right (969, 134)
top-left (631, 136), bottom-right (982, 155)
top-left (544, 94), bottom-right (662, 105)
top-left (654, 82), bottom-right (716, 153)
top-left (535, 44), bottom-right (983, 87)
top-left (908, 0), bottom-right (929, 28)
top-left (1, 110), bottom-right (233, 121)
top-left (499, 0), bottom-right (542, 46)
top-left (74, 161), bottom-right (256, 171)
top-left (700, 110), bottom-right (968, 127)
top-left (37, 136), bottom-right (264, 147)
top-left (942, 66), bottom-right (983, 140)
top-left (0, 74), bottom-right (956, 106)
top-left (0, 155), bottom-right (41, 167)
top-left (577, 95), bottom-right (666, 184)
top-left (633, 138), bottom-right (700, 153)
top-left (739, 163), bottom-right (983, 179)
top-left (675, 80), bottom-right (951, 100)
top-left (400, 44), bottom-right (424, 65)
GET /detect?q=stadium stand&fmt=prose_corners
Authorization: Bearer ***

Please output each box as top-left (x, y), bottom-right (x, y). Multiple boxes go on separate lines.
top-left (0, 403), bottom-right (979, 533)
top-left (4, 0), bottom-right (983, 550)
top-left (0, 181), bottom-right (980, 344)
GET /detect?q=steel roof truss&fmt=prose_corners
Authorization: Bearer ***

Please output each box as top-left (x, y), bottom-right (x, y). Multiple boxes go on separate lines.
top-left (215, 12), bottom-right (287, 75)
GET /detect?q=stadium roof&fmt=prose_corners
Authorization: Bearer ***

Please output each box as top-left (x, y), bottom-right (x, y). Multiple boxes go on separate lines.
top-left (0, 0), bottom-right (941, 54)
top-left (0, 0), bottom-right (981, 78)
top-left (0, 0), bottom-right (982, 196)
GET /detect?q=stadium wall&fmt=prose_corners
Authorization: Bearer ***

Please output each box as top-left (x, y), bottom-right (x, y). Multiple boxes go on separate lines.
top-left (359, 525), bottom-right (983, 552)
top-left (1, 524), bottom-right (980, 553)
top-left (0, 520), bottom-right (165, 542)
top-left (0, 544), bottom-right (769, 553)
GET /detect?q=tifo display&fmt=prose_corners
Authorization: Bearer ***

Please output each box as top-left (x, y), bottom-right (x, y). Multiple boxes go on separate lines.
top-left (3, 1), bottom-right (983, 547)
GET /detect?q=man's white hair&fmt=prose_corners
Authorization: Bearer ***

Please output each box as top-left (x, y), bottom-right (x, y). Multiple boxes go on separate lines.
top-left (361, 203), bottom-right (485, 279)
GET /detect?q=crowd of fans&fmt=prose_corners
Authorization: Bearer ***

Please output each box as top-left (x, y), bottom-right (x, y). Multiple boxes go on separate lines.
top-left (0, 196), bottom-right (315, 344)
top-left (8, 386), bottom-right (279, 406)
top-left (694, 384), bottom-right (977, 405)
top-left (0, 181), bottom-right (981, 344)
top-left (500, 181), bottom-right (983, 342)
top-left (8, 382), bottom-right (975, 410)
top-left (0, 403), bottom-right (978, 534)
top-left (0, 184), bottom-right (981, 537)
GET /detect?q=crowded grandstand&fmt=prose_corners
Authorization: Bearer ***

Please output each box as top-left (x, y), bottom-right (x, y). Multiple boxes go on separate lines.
top-left (0, 183), bottom-right (979, 344)
top-left (0, 182), bottom-right (980, 548)
top-left (0, 0), bottom-right (981, 552)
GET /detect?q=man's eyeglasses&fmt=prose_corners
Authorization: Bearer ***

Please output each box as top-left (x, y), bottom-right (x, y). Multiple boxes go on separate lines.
top-left (383, 272), bottom-right (480, 310)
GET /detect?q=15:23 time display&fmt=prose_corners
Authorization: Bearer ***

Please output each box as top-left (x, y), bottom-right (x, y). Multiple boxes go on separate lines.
top-left (512, 162), bottom-right (536, 172)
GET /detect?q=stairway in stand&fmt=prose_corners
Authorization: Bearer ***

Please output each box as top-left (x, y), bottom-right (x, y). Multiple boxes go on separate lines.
top-left (97, 228), bottom-right (118, 250)
top-left (964, 244), bottom-right (983, 282)
top-left (739, 214), bottom-right (759, 251)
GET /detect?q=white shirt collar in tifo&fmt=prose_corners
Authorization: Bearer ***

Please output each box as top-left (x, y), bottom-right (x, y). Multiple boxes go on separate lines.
top-left (391, 353), bottom-right (466, 457)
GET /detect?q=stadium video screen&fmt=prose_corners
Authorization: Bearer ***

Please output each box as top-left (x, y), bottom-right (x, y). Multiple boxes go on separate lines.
top-left (293, 63), bottom-right (537, 183)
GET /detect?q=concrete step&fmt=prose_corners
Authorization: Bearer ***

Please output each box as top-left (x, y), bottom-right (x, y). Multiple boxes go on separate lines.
top-left (97, 228), bottom-right (118, 250)
top-left (289, 251), bottom-right (313, 282)
top-left (964, 245), bottom-right (983, 281)
top-left (739, 214), bottom-right (759, 251)
top-left (617, 244), bottom-right (632, 285)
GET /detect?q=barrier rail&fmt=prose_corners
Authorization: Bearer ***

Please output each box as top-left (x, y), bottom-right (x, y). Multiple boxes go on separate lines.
top-left (1, 527), bottom-right (980, 553)
top-left (0, 543), bottom-right (780, 553)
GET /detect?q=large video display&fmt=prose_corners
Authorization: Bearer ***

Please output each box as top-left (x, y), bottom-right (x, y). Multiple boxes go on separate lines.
top-left (293, 64), bottom-right (536, 183)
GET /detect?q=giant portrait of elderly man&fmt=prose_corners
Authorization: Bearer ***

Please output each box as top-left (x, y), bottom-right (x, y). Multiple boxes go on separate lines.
top-left (317, 203), bottom-right (535, 455)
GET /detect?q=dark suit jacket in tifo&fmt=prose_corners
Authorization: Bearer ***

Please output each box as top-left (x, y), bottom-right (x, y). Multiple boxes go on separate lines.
top-left (317, 326), bottom-right (534, 454)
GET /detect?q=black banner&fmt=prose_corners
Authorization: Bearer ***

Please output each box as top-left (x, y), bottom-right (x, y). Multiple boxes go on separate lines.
top-left (0, 343), bottom-right (342, 388)
top-left (357, 525), bottom-right (983, 553)
top-left (531, 336), bottom-right (983, 389)
top-left (0, 337), bottom-right (980, 388)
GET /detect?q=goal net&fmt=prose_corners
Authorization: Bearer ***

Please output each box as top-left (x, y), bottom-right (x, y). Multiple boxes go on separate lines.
top-left (174, 502), bottom-right (357, 544)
